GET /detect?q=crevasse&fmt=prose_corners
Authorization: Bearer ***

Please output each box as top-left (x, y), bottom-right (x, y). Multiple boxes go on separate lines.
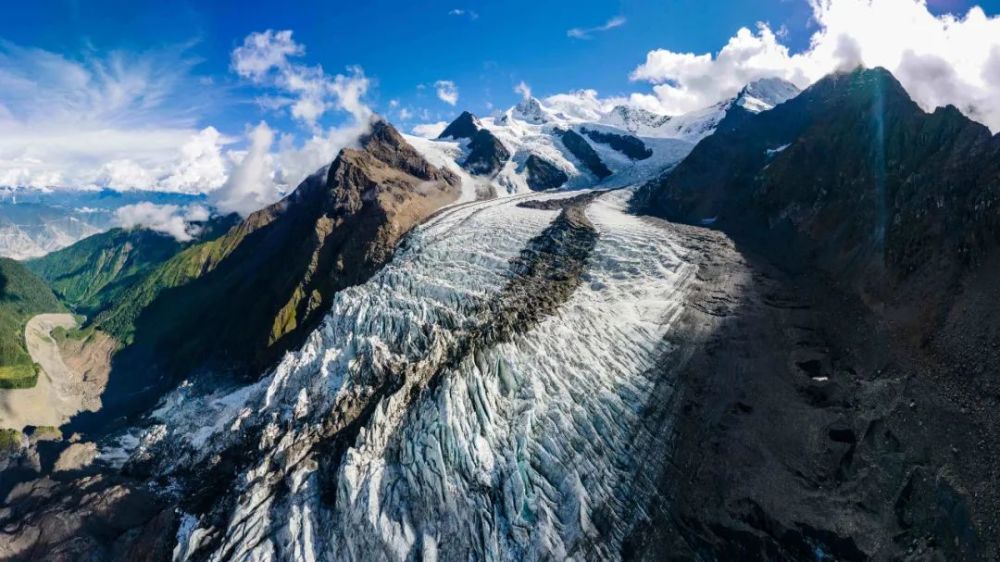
top-left (154, 188), bottom-right (696, 562)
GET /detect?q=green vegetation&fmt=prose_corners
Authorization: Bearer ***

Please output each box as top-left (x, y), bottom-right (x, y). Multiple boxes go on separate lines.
top-left (92, 216), bottom-right (266, 344)
top-left (29, 425), bottom-right (62, 441)
top-left (0, 258), bottom-right (65, 389)
top-left (50, 322), bottom-right (94, 344)
top-left (26, 228), bottom-right (186, 317)
top-left (0, 428), bottom-right (23, 454)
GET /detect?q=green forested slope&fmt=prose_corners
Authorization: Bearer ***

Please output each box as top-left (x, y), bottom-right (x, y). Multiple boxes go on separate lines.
top-left (0, 258), bottom-right (65, 388)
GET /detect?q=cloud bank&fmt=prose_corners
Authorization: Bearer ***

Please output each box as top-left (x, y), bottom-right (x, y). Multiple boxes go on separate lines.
top-left (115, 202), bottom-right (209, 242)
top-left (0, 28), bottom-right (372, 210)
top-left (410, 121), bottom-right (448, 139)
top-left (434, 80), bottom-right (459, 106)
top-left (0, 41), bottom-right (229, 190)
top-left (628, 0), bottom-right (1000, 130)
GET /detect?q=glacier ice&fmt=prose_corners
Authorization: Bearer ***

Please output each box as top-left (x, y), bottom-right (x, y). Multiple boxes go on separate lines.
top-left (138, 188), bottom-right (698, 561)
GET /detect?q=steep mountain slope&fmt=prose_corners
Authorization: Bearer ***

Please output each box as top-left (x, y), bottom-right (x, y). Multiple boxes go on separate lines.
top-left (28, 230), bottom-right (184, 316)
top-left (629, 67), bottom-right (1000, 560)
top-left (61, 120), bottom-right (462, 428)
top-left (0, 258), bottom-right (65, 388)
top-left (52, 189), bottom-right (703, 562)
top-left (3, 65), bottom-right (1000, 559)
top-left (26, 216), bottom-right (240, 318)
top-left (636, 67), bottom-right (1000, 290)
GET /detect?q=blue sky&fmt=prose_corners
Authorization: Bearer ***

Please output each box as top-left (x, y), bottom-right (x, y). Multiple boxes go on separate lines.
top-left (3, 0), bottom-right (992, 131)
top-left (1, 0), bottom-right (999, 193)
top-left (0, 0), bottom-right (814, 130)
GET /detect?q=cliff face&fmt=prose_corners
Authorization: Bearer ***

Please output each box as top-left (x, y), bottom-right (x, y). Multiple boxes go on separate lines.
top-left (461, 128), bottom-right (511, 176)
top-left (437, 110), bottom-right (481, 140)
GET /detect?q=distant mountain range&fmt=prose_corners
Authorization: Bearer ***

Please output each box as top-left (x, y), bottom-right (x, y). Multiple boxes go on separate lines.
top-left (0, 189), bottom-right (205, 260)
top-left (415, 78), bottom-right (800, 195)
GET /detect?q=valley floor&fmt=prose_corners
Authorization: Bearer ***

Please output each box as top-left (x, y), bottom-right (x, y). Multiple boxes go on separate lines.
top-left (0, 313), bottom-right (102, 430)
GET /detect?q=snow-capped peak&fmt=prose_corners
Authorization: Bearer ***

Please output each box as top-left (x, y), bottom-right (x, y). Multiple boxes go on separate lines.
top-left (601, 106), bottom-right (671, 135)
top-left (512, 96), bottom-right (551, 124)
top-left (734, 77), bottom-right (800, 113)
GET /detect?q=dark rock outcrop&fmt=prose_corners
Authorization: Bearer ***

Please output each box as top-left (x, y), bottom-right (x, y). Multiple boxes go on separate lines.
top-left (462, 129), bottom-right (510, 176)
top-left (580, 127), bottom-right (652, 160)
top-left (523, 154), bottom-right (568, 191)
top-left (0, 475), bottom-right (175, 562)
top-left (438, 111), bottom-right (481, 140)
top-left (558, 129), bottom-right (612, 180)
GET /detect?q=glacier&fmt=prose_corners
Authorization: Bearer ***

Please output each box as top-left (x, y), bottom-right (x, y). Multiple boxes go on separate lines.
top-left (120, 187), bottom-right (702, 561)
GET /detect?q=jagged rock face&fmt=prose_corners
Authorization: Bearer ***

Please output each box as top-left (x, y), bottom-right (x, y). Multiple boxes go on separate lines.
top-left (627, 72), bottom-right (1000, 559)
top-left (558, 129), bottom-right (612, 180)
top-left (635, 67), bottom-right (1000, 287)
top-left (580, 128), bottom-right (653, 160)
top-left (438, 111), bottom-right (481, 140)
top-left (462, 129), bottom-right (511, 176)
top-left (523, 154), bottom-right (568, 191)
top-left (0, 474), bottom-right (174, 561)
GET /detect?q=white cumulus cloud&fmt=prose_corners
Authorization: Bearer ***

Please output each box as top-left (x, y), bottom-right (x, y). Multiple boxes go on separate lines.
top-left (232, 30), bottom-right (372, 129)
top-left (0, 40), bottom-right (225, 190)
top-left (159, 127), bottom-right (229, 193)
top-left (115, 202), bottom-right (209, 242)
top-left (434, 80), bottom-right (459, 106)
top-left (96, 159), bottom-right (156, 189)
top-left (514, 81), bottom-right (532, 100)
top-left (211, 121), bottom-right (278, 217)
top-left (628, 0), bottom-right (1000, 130)
top-left (410, 121), bottom-right (448, 138)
